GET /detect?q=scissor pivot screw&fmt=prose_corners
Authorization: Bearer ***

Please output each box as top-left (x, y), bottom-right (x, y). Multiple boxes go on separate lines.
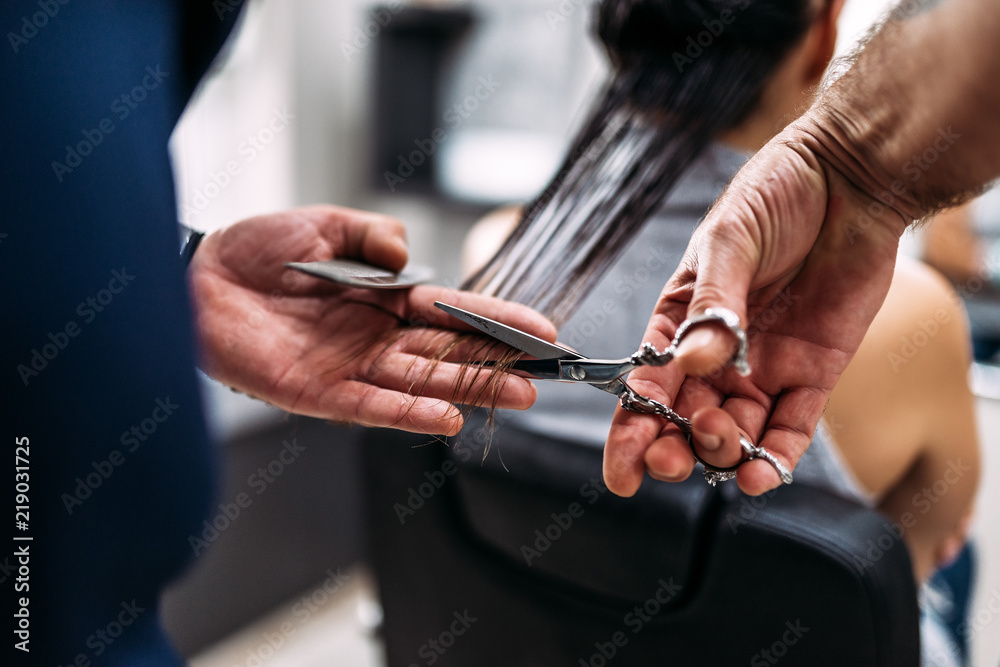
top-left (568, 365), bottom-right (587, 381)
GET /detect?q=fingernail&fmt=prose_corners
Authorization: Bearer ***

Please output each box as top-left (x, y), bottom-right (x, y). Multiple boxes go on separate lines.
top-left (390, 235), bottom-right (409, 256)
top-left (695, 430), bottom-right (721, 450)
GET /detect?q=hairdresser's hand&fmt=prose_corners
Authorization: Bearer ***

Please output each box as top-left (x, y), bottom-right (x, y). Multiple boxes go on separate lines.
top-left (189, 205), bottom-right (556, 435)
top-left (604, 121), bottom-right (910, 496)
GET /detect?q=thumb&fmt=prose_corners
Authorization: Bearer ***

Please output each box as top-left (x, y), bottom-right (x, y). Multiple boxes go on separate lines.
top-left (674, 230), bottom-right (756, 376)
top-left (322, 206), bottom-right (410, 272)
top-left (674, 327), bottom-right (736, 376)
top-left (355, 216), bottom-right (409, 272)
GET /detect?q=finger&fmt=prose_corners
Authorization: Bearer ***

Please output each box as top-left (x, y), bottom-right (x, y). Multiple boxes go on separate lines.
top-left (604, 405), bottom-right (666, 497)
top-left (316, 205), bottom-right (409, 271)
top-left (643, 401), bottom-right (750, 481)
top-left (318, 379), bottom-right (467, 436)
top-left (603, 306), bottom-right (690, 497)
top-left (394, 327), bottom-right (514, 364)
top-left (405, 286), bottom-right (558, 343)
top-left (682, 221), bottom-right (756, 341)
top-left (643, 431), bottom-right (696, 483)
top-left (363, 352), bottom-right (539, 411)
top-left (603, 366), bottom-right (689, 496)
top-left (690, 407), bottom-right (745, 467)
top-left (673, 326), bottom-right (737, 377)
top-left (637, 373), bottom-right (720, 480)
top-left (736, 452), bottom-right (797, 496)
top-left (734, 387), bottom-right (823, 495)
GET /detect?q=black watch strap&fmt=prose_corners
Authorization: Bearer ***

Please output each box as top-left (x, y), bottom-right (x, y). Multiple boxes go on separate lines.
top-left (179, 224), bottom-right (205, 267)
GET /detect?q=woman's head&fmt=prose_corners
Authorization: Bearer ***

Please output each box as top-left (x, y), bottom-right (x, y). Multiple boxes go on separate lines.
top-left (463, 0), bottom-right (844, 326)
top-left (598, 0), bottom-right (844, 143)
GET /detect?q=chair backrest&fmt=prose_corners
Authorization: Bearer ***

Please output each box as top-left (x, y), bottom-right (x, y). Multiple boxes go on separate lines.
top-left (362, 423), bottom-right (920, 666)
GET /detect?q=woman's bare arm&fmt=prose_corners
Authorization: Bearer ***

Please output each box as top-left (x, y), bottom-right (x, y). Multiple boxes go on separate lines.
top-left (826, 258), bottom-right (979, 581)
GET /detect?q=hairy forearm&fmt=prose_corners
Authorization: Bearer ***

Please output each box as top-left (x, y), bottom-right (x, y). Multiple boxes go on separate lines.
top-left (803, 0), bottom-right (1000, 220)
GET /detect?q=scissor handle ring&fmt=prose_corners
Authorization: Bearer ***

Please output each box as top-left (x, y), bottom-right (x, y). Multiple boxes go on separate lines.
top-left (668, 416), bottom-right (752, 484)
top-left (675, 416), bottom-right (792, 486)
top-left (671, 307), bottom-right (751, 377)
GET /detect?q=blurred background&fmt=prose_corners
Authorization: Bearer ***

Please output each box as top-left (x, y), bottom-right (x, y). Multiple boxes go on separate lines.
top-left (164, 1), bottom-right (1000, 665)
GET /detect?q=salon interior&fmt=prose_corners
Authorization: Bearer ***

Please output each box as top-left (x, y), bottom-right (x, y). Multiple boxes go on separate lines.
top-left (164, 1), bottom-right (1000, 665)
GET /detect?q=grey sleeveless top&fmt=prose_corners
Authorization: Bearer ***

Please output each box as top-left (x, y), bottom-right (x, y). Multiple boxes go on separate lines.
top-left (504, 143), bottom-right (873, 508)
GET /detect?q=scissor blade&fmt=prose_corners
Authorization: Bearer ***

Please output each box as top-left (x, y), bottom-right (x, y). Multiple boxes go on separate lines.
top-left (495, 359), bottom-right (631, 396)
top-left (478, 359), bottom-right (567, 380)
top-left (434, 302), bottom-right (580, 360)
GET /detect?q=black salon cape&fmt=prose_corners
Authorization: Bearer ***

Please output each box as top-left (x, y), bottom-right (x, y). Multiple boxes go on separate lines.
top-left (2, 2), bottom-right (243, 664)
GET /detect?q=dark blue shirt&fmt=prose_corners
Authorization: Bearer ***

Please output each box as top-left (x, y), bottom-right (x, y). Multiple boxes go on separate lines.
top-left (3, 2), bottom-right (243, 664)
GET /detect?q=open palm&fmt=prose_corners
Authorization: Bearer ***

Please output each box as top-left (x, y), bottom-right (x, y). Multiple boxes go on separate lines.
top-left (604, 127), bottom-right (908, 496)
top-left (189, 206), bottom-right (556, 435)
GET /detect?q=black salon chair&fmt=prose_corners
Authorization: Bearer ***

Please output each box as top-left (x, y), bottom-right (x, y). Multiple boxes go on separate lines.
top-left (362, 419), bottom-right (920, 666)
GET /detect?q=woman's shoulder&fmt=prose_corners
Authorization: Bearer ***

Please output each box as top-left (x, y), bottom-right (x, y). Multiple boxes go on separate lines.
top-left (835, 254), bottom-right (971, 425)
top-left (877, 256), bottom-right (970, 377)
top-left (825, 255), bottom-right (973, 497)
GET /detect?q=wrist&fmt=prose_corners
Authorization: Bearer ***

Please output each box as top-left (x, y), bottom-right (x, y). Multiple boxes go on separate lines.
top-left (806, 98), bottom-right (968, 224)
top-left (794, 109), bottom-right (936, 219)
top-left (791, 106), bottom-right (927, 222)
top-left (760, 112), bottom-right (910, 255)
top-left (801, 1), bottom-right (1000, 221)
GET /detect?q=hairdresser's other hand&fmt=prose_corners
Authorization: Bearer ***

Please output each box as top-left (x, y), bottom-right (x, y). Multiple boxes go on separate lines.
top-left (604, 121), bottom-right (909, 497)
top-left (189, 205), bottom-right (557, 436)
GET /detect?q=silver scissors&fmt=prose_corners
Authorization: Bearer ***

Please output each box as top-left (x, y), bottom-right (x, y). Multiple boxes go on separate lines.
top-left (435, 301), bottom-right (792, 487)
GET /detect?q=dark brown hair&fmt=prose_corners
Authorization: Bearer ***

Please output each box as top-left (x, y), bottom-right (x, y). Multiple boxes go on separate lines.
top-left (463, 0), bottom-right (823, 327)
